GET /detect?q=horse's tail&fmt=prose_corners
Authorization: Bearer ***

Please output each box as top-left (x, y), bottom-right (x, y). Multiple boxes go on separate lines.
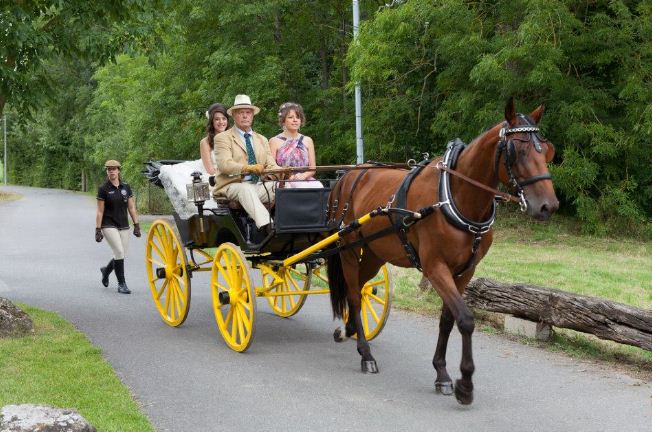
top-left (327, 252), bottom-right (347, 319)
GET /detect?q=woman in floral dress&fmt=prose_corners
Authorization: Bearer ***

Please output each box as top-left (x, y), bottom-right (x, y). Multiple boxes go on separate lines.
top-left (268, 102), bottom-right (322, 188)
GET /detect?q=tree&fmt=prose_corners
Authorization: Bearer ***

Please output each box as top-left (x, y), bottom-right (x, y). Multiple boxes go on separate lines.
top-left (0, 0), bottom-right (154, 117)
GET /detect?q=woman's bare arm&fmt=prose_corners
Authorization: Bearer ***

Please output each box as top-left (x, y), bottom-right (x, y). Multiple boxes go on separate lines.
top-left (200, 137), bottom-right (216, 175)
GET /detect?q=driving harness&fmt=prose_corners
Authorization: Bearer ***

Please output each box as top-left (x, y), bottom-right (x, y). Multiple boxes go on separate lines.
top-left (328, 119), bottom-right (552, 278)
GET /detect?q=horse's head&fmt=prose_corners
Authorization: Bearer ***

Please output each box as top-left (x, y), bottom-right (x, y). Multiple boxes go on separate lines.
top-left (496, 98), bottom-right (559, 221)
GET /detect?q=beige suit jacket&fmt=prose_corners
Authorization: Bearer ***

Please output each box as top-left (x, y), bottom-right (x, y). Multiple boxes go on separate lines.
top-left (213, 128), bottom-right (280, 194)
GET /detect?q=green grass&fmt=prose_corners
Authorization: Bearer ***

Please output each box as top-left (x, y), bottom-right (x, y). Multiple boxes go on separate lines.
top-left (386, 208), bottom-right (652, 372)
top-left (475, 210), bottom-right (652, 310)
top-left (0, 304), bottom-right (155, 432)
top-left (0, 189), bottom-right (20, 201)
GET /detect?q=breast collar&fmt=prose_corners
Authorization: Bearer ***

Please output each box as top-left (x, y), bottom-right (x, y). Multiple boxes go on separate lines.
top-left (437, 138), bottom-right (496, 234)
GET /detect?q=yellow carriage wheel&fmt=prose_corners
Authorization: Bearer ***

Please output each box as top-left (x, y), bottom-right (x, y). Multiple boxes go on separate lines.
top-left (261, 265), bottom-right (310, 318)
top-left (145, 219), bottom-right (191, 327)
top-left (210, 243), bottom-right (256, 352)
top-left (341, 264), bottom-right (393, 341)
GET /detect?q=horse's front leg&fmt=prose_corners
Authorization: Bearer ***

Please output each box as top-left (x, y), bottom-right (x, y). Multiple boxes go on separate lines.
top-left (433, 304), bottom-right (455, 396)
top-left (425, 267), bottom-right (475, 405)
top-left (454, 300), bottom-right (475, 405)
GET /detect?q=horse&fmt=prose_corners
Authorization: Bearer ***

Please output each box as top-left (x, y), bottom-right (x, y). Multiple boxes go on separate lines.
top-left (326, 98), bottom-right (558, 405)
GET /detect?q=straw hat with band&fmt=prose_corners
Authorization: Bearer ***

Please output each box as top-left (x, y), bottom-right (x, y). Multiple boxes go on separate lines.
top-left (227, 94), bottom-right (261, 116)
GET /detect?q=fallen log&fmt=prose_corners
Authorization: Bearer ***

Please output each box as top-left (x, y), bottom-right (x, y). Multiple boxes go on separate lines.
top-left (464, 278), bottom-right (652, 351)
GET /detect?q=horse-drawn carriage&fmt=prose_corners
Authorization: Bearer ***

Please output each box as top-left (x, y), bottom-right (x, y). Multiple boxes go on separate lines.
top-left (142, 99), bottom-right (558, 405)
top-left (141, 167), bottom-right (392, 352)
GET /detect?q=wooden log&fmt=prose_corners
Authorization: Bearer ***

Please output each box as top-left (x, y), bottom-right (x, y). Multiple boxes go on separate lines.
top-left (464, 278), bottom-right (652, 351)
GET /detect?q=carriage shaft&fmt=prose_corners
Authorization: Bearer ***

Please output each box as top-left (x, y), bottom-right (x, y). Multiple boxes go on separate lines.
top-left (282, 213), bottom-right (374, 267)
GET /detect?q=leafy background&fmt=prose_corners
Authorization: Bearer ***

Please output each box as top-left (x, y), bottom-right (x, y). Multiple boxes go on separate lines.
top-left (2, 0), bottom-right (651, 237)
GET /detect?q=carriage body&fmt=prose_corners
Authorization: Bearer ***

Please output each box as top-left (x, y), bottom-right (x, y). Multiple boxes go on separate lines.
top-left (173, 186), bottom-right (334, 259)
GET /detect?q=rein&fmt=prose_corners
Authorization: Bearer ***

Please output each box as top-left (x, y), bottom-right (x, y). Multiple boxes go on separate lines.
top-left (435, 161), bottom-right (521, 204)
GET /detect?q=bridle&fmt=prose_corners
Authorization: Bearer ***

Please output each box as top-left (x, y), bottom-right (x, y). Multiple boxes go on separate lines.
top-left (494, 115), bottom-right (553, 212)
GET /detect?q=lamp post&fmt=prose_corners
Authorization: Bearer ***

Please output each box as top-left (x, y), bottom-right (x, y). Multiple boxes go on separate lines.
top-left (352, 0), bottom-right (364, 164)
top-left (3, 114), bottom-right (6, 185)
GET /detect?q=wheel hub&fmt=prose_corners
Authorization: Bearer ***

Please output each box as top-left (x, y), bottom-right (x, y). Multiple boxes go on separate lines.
top-left (218, 291), bottom-right (231, 305)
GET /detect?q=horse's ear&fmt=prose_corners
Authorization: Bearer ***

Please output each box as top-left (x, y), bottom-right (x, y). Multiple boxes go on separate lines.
top-left (504, 97), bottom-right (516, 124)
top-left (530, 104), bottom-right (545, 123)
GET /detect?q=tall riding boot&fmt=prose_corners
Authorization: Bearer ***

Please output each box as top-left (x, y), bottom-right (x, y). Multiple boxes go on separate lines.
top-left (100, 259), bottom-right (114, 287)
top-left (114, 259), bottom-right (131, 294)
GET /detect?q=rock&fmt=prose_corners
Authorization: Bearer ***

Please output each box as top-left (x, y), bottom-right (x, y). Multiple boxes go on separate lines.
top-left (0, 404), bottom-right (96, 432)
top-left (0, 297), bottom-right (33, 338)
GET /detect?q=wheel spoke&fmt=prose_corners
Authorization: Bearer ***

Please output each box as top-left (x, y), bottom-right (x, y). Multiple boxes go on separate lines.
top-left (172, 280), bottom-right (184, 311)
top-left (156, 279), bottom-right (169, 300)
top-left (150, 241), bottom-right (165, 261)
top-left (363, 295), bottom-right (381, 324)
top-left (287, 273), bottom-right (300, 291)
top-left (163, 284), bottom-right (171, 316)
top-left (368, 292), bottom-right (386, 305)
top-left (230, 307), bottom-right (239, 341)
top-left (147, 257), bottom-right (165, 268)
top-left (236, 306), bottom-right (246, 343)
top-left (168, 281), bottom-right (177, 319)
top-left (237, 303), bottom-right (252, 329)
top-left (367, 278), bottom-right (385, 288)
top-left (223, 305), bottom-right (234, 329)
top-left (361, 304), bottom-right (370, 333)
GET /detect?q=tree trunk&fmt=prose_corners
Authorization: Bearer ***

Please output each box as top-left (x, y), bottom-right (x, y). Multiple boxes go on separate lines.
top-left (464, 278), bottom-right (652, 351)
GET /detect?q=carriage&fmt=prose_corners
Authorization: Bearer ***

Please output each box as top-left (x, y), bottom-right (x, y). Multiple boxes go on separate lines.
top-left (142, 165), bottom-right (392, 352)
top-left (142, 99), bottom-right (558, 405)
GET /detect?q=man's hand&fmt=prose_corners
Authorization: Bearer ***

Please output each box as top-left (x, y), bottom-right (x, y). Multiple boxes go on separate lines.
top-left (133, 223), bottom-right (141, 238)
top-left (95, 228), bottom-right (103, 243)
top-left (243, 164), bottom-right (265, 176)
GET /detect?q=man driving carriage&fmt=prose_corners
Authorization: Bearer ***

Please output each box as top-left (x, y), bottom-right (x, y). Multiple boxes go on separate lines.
top-left (213, 94), bottom-right (280, 233)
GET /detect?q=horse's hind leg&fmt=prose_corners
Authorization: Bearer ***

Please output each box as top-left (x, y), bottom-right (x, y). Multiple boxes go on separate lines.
top-left (342, 251), bottom-right (381, 374)
top-left (433, 304), bottom-right (455, 396)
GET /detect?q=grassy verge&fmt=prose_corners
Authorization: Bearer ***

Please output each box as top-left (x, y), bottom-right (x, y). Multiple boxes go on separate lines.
top-left (0, 190), bottom-right (21, 201)
top-left (389, 208), bottom-right (652, 375)
top-left (0, 304), bottom-right (154, 432)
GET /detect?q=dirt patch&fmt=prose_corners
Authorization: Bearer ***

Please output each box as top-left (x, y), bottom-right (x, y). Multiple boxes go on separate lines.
top-left (0, 190), bottom-right (20, 201)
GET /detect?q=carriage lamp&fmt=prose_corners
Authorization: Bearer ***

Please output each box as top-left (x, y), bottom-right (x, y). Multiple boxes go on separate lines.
top-left (186, 172), bottom-right (210, 205)
top-left (187, 172), bottom-right (210, 233)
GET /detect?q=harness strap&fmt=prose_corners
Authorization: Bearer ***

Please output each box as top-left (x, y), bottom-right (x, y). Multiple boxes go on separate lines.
top-left (453, 233), bottom-right (483, 279)
top-left (333, 169), bottom-right (369, 226)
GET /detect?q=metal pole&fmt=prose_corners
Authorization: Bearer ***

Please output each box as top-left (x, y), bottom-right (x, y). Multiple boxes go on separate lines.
top-left (3, 114), bottom-right (6, 185)
top-left (352, 0), bottom-right (364, 164)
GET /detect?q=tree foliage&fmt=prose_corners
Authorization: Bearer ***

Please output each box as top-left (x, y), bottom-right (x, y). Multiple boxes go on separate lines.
top-left (348, 0), bottom-right (652, 235)
top-left (0, 0), bottom-right (156, 116)
top-left (4, 0), bottom-right (651, 236)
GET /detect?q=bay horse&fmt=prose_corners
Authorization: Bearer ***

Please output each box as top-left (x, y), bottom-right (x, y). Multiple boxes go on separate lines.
top-left (327, 98), bottom-right (558, 405)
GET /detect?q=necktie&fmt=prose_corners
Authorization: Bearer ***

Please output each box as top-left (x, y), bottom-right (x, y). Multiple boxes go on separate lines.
top-left (244, 132), bottom-right (258, 183)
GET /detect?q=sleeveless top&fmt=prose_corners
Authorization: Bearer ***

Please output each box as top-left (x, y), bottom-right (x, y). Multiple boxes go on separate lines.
top-left (275, 135), bottom-right (310, 168)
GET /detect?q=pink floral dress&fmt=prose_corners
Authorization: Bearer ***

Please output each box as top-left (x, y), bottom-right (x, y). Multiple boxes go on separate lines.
top-left (274, 135), bottom-right (323, 188)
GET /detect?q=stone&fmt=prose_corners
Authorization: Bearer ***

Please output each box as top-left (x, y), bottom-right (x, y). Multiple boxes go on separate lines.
top-left (0, 297), bottom-right (33, 338)
top-left (0, 404), bottom-right (96, 432)
top-left (504, 315), bottom-right (552, 341)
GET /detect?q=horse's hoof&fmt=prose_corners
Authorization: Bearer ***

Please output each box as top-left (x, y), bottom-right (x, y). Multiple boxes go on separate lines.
top-left (454, 379), bottom-right (474, 405)
top-left (361, 360), bottom-right (379, 374)
top-left (333, 327), bottom-right (347, 342)
top-left (434, 380), bottom-right (454, 396)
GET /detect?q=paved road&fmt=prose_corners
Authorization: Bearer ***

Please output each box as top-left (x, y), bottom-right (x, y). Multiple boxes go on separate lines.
top-left (1, 185), bottom-right (650, 432)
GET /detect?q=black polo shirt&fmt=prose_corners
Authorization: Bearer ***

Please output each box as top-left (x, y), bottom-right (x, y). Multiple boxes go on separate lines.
top-left (97, 180), bottom-right (133, 229)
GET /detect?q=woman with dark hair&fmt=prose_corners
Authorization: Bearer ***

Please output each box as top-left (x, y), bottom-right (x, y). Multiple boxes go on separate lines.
top-left (269, 102), bottom-right (322, 188)
top-left (158, 103), bottom-right (231, 218)
top-left (200, 103), bottom-right (230, 175)
top-left (96, 159), bottom-right (141, 294)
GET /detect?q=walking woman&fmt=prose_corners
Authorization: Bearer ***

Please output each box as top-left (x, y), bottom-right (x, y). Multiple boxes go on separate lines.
top-left (96, 160), bottom-right (141, 294)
